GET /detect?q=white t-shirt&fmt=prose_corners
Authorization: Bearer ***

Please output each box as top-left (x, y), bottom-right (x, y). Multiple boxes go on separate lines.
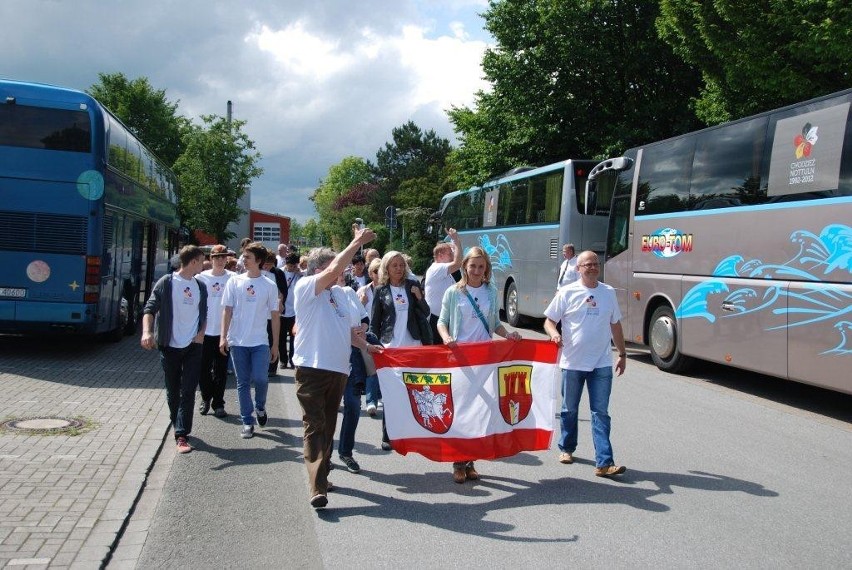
top-left (282, 270), bottom-right (300, 318)
top-left (293, 277), bottom-right (357, 374)
top-left (169, 274), bottom-right (202, 348)
top-left (342, 286), bottom-right (368, 323)
top-left (198, 269), bottom-right (234, 336)
top-left (388, 284), bottom-right (419, 348)
top-left (350, 272), bottom-right (368, 289)
top-left (357, 283), bottom-right (375, 322)
top-left (425, 261), bottom-right (456, 316)
top-left (221, 273), bottom-right (279, 347)
top-left (454, 284), bottom-right (492, 343)
top-left (544, 281), bottom-right (622, 371)
top-left (557, 257), bottom-right (579, 289)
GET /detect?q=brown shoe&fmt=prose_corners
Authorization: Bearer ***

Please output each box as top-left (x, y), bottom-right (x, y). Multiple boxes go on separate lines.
top-left (594, 464), bottom-right (626, 477)
top-left (465, 466), bottom-right (479, 481)
top-left (453, 467), bottom-right (466, 484)
top-left (559, 452), bottom-right (574, 464)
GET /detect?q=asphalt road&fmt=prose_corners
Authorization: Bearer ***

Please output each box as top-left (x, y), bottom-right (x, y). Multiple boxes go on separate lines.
top-left (129, 322), bottom-right (852, 569)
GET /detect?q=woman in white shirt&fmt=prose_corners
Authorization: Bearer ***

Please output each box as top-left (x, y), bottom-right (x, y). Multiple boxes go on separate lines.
top-left (357, 258), bottom-right (382, 415)
top-left (437, 246), bottom-right (521, 484)
top-left (369, 251), bottom-right (432, 449)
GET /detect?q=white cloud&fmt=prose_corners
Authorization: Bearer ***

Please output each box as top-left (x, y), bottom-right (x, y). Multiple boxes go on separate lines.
top-left (0, 0), bottom-right (493, 224)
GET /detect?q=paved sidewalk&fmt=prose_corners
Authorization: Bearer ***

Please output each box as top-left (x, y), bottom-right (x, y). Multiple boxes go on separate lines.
top-left (0, 334), bottom-right (170, 569)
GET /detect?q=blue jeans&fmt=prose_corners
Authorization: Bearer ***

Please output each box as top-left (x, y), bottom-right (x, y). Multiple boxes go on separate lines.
top-left (559, 366), bottom-right (615, 468)
top-left (365, 374), bottom-right (381, 407)
top-left (159, 343), bottom-right (202, 438)
top-left (231, 345), bottom-right (270, 426)
top-left (338, 347), bottom-right (366, 457)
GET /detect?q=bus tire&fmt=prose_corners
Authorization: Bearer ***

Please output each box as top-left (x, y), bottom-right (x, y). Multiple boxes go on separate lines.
top-left (648, 305), bottom-right (693, 373)
top-left (505, 281), bottom-right (522, 328)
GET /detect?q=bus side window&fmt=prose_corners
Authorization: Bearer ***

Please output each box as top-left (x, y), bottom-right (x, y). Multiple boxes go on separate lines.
top-left (690, 116), bottom-right (768, 210)
top-left (636, 137), bottom-right (694, 216)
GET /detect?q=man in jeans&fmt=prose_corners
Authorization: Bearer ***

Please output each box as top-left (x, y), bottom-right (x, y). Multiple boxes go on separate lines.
top-left (141, 245), bottom-right (208, 454)
top-left (543, 250), bottom-right (628, 477)
top-left (220, 242), bottom-right (280, 439)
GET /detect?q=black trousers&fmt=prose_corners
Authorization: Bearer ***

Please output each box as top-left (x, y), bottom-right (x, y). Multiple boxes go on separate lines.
top-left (199, 334), bottom-right (228, 409)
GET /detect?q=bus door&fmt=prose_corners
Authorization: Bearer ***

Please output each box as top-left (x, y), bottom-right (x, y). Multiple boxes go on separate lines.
top-left (99, 212), bottom-right (122, 331)
top-left (599, 167), bottom-right (633, 339)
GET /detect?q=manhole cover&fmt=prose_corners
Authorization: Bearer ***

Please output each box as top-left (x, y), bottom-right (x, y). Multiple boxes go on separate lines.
top-left (1, 416), bottom-right (90, 435)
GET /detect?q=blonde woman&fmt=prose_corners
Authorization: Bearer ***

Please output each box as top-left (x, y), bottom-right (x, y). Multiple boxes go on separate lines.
top-left (437, 246), bottom-right (521, 483)
top-left (369, 251), bottom-right (433, 449)
top-left (358, 258), bottom-right (382, 415)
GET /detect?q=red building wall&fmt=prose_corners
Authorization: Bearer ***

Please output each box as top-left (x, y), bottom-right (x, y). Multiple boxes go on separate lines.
top-left (193, 210), bottom-right (290, 247)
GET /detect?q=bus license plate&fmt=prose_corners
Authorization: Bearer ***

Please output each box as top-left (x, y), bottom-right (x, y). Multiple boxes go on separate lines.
top-left (0, 287), bottom-right (26, 298)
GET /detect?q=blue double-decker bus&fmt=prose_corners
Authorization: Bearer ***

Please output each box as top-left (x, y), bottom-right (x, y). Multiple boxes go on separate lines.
top-left (0, 79), bottom-right (180, 338)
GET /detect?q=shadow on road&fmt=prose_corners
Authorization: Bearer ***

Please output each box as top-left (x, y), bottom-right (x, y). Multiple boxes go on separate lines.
top-left (313, 467), bottom-right (777, 542)
top-left (627, 352), bottom-right (852, 425)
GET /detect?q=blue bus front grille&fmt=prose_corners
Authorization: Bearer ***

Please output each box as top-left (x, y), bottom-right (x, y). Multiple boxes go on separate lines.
top-left (0, 211), bottom-right (87, 255)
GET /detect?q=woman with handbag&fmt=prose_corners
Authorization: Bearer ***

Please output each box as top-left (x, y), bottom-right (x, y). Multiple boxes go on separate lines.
top-left (369, 251), bottom-right (433, 449)
top-left (437, 246), bottom-right (522, 483)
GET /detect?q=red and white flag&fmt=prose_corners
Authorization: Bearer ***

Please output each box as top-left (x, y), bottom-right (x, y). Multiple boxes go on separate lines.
top-left (373, 339), bottom-right (559, 462)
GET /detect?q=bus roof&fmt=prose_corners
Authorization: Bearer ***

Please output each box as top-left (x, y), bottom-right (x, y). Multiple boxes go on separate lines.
top-left (442, 158), bottom-right (594, 201)
top-left (627, 88), bottom-right (852, 153)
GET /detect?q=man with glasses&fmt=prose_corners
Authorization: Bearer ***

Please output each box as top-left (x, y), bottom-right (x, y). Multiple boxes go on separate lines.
top-left (543, 251), bottom-right (628, 477)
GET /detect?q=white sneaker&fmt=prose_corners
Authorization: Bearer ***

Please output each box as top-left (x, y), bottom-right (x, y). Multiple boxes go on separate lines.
top-left (366, 404), bottom-right (377, 416)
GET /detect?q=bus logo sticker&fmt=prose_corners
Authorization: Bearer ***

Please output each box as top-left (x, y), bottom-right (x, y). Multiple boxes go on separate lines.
top-left (768, 102), bottom-right (849, 196)
top-left (77, 170), bottom-right (104, 200)
top-left (641, 228), bottom-right (693, 258)
top-left (26, 260), bottom-right (51, 283)
top-left (793, 123), bottom-right (818, 159)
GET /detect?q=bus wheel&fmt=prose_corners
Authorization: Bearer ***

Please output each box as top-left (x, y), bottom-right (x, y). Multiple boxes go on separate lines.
top-left (505, 281), bottom-right (521, 328)
top-left (649, 305), bottom-right (693, 373)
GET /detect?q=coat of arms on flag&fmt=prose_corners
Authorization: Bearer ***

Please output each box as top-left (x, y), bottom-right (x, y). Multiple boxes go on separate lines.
top-left (498, 365), bottom-right (532, 425)
top-left (373, 339), bottom-right (559, 462)
top-left (404, 372), bottom-right (454, 434)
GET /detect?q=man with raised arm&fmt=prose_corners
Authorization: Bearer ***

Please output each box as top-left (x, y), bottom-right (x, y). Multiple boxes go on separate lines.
top-left (424, 228), bottom-right (462, 344)
top-left (292, 224), bottom-right (378, 509)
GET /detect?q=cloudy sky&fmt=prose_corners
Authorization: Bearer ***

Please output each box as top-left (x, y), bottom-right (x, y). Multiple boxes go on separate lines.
top-left (1, 0), bottom-right (492, 222)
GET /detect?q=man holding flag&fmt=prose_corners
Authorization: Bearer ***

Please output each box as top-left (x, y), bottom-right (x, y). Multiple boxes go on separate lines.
top-left (543, 250), bottom-right (628, 478)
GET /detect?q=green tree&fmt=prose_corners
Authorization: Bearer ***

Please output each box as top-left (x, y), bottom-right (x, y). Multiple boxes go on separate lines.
top-left (88, 72), bottom-right (188, 165)
top-left (371, 122), bottom-right (452, 268)
top-left (657, 0), bottom-right (852, 124)
top-left (311, 157), bottom-right (375, 249)
top-left (449, 0), bottom-right (703, 186)
top-left (173, 115), bottom-right (263, 242)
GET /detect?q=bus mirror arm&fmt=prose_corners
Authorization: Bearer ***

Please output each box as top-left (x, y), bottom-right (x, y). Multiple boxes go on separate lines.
top-left (585, 180), bottom-right (597, 216)
top-left (588, 156), bottom-right (633, 181)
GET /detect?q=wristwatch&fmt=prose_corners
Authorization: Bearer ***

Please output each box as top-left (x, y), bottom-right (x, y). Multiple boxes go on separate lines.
top-left (618, 353), bottom-right (626, 357)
